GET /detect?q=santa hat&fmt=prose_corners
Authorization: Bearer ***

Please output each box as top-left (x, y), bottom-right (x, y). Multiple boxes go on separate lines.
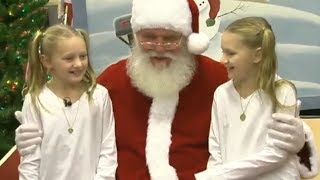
top-left (130, 0), bottom-right (210, 55)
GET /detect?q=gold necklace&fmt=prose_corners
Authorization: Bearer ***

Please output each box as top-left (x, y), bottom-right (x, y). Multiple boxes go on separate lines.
top-left (62, 99), bottom-right (80, 134)
top-left (48, 83), bottom-right (82, 134)
top-left (239, 92), bottom-right (256, 121)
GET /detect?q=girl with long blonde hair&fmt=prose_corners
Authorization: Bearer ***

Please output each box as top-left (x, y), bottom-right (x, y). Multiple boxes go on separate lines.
top-left (196, 17), bottom-right (311, 179)
top-left (19, 24), bottom-right (117, 180)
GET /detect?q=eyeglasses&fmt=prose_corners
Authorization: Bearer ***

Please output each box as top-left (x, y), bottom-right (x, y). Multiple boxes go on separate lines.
top-left (139, 36), bottom-right (183, 50)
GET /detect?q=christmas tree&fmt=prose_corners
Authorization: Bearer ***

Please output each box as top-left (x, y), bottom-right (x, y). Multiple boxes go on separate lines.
top-left (0, 0), bottom-right (49, 159)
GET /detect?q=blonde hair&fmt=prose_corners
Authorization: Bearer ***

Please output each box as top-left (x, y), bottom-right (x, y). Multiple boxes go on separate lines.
top-left (23, 24), bottom-right (96, 108)
top-left (225, 17), bottom-right (296, 111)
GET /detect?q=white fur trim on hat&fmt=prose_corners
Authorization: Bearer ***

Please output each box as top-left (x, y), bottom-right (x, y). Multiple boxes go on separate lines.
top-left (131, 0), bottom-right (192, 36)
top-left (298, 121), bottom-right (319, 178)
top-left (187, 32), bottom-right (210, 54)
top-left (146, 95), bottom-right (179, 180)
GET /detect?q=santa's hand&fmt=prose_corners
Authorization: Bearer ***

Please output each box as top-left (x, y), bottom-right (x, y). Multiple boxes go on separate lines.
top-left (268, 113), bottom-right (304, 153)
top-left (15, 111), bottom-right (42, 156)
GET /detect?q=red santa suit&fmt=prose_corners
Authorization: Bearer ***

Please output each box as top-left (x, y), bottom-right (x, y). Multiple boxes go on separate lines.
top-left (97, 55), bottom-right (228, 180)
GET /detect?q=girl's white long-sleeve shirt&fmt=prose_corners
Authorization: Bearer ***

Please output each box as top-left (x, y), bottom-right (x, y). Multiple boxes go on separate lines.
top-left (196, 80), bottom-right (300, 180)
top-left (19, 84), bottom-right (117, 180)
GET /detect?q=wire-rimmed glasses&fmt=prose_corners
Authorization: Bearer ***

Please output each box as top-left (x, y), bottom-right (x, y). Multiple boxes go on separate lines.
top-left (138, 36), bottom-right (183, 50)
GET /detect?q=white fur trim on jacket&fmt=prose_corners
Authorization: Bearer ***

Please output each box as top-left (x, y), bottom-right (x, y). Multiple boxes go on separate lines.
top-left (298, 121), bottom-right (319, 178)
top-left (146, 95), bottom-right (179, 180)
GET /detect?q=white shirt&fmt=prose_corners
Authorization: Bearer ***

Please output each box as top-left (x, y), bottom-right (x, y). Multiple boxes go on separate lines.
top-left (196, 80), bottom-right (300, 180)
top-left (19, 84), bottom-right (117, 180)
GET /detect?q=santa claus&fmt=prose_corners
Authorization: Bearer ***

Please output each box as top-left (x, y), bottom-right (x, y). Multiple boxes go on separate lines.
top-left (13, 0), bottom-right (316, 179)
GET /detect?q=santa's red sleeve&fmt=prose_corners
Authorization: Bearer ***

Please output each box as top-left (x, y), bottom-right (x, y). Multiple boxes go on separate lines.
top-left (297, 122), bottom-right (319, 178)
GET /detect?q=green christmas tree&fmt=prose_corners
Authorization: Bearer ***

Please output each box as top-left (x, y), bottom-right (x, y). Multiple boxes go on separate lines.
top-left (0, 0), bottom-right (49, 159)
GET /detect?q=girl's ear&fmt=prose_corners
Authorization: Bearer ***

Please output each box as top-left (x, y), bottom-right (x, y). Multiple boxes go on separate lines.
top-left (40, 55), bottom-right (51, 70)
top-left (253, 47), bottom-right (262, 63)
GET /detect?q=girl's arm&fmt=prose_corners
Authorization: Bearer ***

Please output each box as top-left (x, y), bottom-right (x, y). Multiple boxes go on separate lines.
top-left (207, 98), bottom-right (223, 169)
top-left (18, 94), bottom-right (41, 180)
top-left (94, 90), bottom-right (117, 180)
top-left (197, 136), bottom-right (289, 180)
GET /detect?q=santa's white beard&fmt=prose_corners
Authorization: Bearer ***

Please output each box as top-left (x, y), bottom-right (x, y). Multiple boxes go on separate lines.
top-left (127, 44), bottom-right (196, 98)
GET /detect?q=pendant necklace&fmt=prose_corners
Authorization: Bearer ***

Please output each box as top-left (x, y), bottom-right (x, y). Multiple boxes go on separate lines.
top-left (61, 99), bottom-right (80, 134)
top-left (239, 92), bottom-right (256, 121)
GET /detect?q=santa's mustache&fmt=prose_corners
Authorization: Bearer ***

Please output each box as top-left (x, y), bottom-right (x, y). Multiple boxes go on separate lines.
top-left (147, 51), bottom-right (175, 61)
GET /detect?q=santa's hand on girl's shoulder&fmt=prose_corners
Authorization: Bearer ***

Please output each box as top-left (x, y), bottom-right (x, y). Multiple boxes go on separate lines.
top-left (15, 111), bottom-right (42, 156)
top-left (268, 111), bottom-right (304, 154)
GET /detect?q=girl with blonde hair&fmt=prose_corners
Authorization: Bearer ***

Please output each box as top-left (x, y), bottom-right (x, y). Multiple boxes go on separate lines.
top-left (196, 16), bottom-right (318, 179)
top-left (19, 24), bottom-right (117, 180)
